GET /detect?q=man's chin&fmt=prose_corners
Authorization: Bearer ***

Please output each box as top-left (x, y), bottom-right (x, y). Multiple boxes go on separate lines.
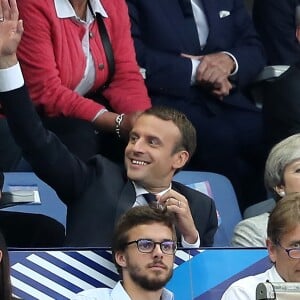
top-left (127, 170), bottom-right (144, 182)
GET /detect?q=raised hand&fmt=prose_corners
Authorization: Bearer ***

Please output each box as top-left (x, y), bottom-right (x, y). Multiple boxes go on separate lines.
top-left (157, 189), bottom-right (199, 244)
top-left (0, 0), bottom-right (23, 68)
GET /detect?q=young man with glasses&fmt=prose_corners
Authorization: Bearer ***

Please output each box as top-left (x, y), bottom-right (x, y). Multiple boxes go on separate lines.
top-left (222, 193), bottom-right (300, 300)
top-left (73, 205), bottom-right (177, 299)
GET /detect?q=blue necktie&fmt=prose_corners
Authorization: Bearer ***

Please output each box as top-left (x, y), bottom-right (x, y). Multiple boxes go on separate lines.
top-left (144, 193), bottom-right (157, 205)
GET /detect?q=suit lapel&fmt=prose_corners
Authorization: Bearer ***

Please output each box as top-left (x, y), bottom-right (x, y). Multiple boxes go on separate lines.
top-left (115, 180), bottom-right (136, 223)
top-left (161, 0), bottom-right (201, 54)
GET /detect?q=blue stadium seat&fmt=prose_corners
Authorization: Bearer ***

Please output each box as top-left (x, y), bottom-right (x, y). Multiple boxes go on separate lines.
top-left (2, 172), bottom-right (66, 227)
top-left (173, 171), bottom-right (242, 247)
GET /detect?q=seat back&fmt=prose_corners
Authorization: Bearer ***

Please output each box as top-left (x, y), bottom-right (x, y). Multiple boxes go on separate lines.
top-left (260, 63), bottom-right (300, 149)
top-left (3, 172), bottom-right (66, 226)
top-left (173, 171), bottom-right (242, 247)
top-left (243, 198), bottom-right (276, 219)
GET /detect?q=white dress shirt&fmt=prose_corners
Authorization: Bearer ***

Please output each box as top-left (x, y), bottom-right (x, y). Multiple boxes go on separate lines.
top-left (0, 63), bottom-right (23, 92)
top-left (72, 280), bottom-right (174, 300)
top-left (221, 265), bottom-right (284, 300)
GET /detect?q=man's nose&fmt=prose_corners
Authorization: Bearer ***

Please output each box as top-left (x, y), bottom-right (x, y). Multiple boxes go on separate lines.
top-left (152, 243), bottom-right (164, 257)
top-left (132, 139), bottom-right (145, 152)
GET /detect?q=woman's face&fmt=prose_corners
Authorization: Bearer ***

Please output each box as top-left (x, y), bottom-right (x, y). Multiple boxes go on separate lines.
top-left (279, 159), bottom-right (300, 195)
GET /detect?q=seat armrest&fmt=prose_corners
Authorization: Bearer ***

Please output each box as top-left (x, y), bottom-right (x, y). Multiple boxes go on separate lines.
top-left (255, 65), bottom-right (290, 82)
top-left (249, 65), bottom-right (290, 108)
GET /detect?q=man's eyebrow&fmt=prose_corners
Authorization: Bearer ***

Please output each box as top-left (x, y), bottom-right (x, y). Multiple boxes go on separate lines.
top-left (129, 130), bottom-right (138, 136)
top-left (288, 240), bottom-right (300, 247)
top-left (147, 135), bottom-right (162, 143)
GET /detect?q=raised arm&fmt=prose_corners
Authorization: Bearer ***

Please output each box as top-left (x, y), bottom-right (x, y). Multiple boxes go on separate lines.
top-left (0, 0), bottom-right (93, 205)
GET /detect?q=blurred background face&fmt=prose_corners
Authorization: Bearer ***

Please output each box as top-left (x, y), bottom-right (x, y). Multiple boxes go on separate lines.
top-left (124, 115), bottom-right (185, 190)
top-left (268, 224), bottom-right (300, 282)
top-left (119, 223), bottom-right (175, 291)
top-left (279, 159), bottom-right (300, 195)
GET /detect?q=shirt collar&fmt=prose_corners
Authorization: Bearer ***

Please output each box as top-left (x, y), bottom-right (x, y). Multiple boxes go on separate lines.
top-left (133, 181), bottom-right (172, 198)
top-left (112, 281), bottom-right (174, 300)
top-left (54, 0), bottom-right (108, 19)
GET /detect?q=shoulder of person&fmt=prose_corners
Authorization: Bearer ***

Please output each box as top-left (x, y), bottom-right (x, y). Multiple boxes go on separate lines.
top-left (72, 287), bottom-right (112, 300)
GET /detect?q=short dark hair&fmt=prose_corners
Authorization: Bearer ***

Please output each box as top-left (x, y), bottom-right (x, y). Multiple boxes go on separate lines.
top-left (267, 193), bottom-right (300, 244)
top-left (141, 106), bottom-right (197, 162)
top-left (112, 206), bottom-right (176, 273)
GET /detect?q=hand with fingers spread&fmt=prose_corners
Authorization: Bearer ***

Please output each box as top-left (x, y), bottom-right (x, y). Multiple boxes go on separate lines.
top-left (0, 0), bottom-right (23, 69)
top-left (157, 189), bottom-right (199, 244)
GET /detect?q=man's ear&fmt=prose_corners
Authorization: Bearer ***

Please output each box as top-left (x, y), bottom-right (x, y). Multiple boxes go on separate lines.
top-left (0, 250), bottom-right (2, 263)
top-left (266, 238), bottom-right (276, 263)
top-left (173, 150), bottom-right (189, 169)
top-left (115, 251), bottom-right (127, 268)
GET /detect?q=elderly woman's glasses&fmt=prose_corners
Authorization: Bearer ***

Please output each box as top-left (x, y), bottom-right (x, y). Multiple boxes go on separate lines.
top-left (277, 243), bottom-right (300, 259)
top-left (125, 239), bottom-right (177, 255)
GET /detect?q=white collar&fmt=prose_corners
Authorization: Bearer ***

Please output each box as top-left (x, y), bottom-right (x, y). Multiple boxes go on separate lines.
top-left (133, 181), bottom-right (172, 198)
top-left (54, 0), bottom-right (107, 19)
top-left (112, 281), bottom-right (174, 300)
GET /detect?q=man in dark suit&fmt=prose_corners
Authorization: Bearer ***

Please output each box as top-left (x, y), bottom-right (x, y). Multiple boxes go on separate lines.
top-left (126, 0), bottom-right (267, 212)
top-left (253, 0), bottom-right (300, 65)
top-left (253, 1), bottom-right (300, 152)
top-left (0, 0), bottom-right (217, 248)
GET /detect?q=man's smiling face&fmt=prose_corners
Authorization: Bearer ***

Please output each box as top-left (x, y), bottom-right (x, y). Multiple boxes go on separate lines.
top-left (124, 114), bottom-right (185, 191)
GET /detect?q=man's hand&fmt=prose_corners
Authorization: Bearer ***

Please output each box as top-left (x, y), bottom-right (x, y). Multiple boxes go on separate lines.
top-left (0, 0), bottom-right (23, 68)
top-left (157, 189), bottom-right (199, 244)
top-left (182, 52), bottom-right (235, 100)
top-left (120, 111), bottom-right (143, 139)
top-left (196, 52), bottom-right (235, 99)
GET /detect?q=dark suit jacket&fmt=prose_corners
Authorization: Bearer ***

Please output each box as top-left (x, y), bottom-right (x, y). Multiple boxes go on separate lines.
top-left (1, 86), bottom-right (218, 247)
top-left (126, 0), bottom-right (266, 111)
top-left (253, 0), bottom-right (300, 65)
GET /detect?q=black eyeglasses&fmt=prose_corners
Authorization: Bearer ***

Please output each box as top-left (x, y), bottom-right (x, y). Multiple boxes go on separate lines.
top-left (125, 239), bottom-right (177, 255)
top-left (277, 243), bottom-right (300, 259)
